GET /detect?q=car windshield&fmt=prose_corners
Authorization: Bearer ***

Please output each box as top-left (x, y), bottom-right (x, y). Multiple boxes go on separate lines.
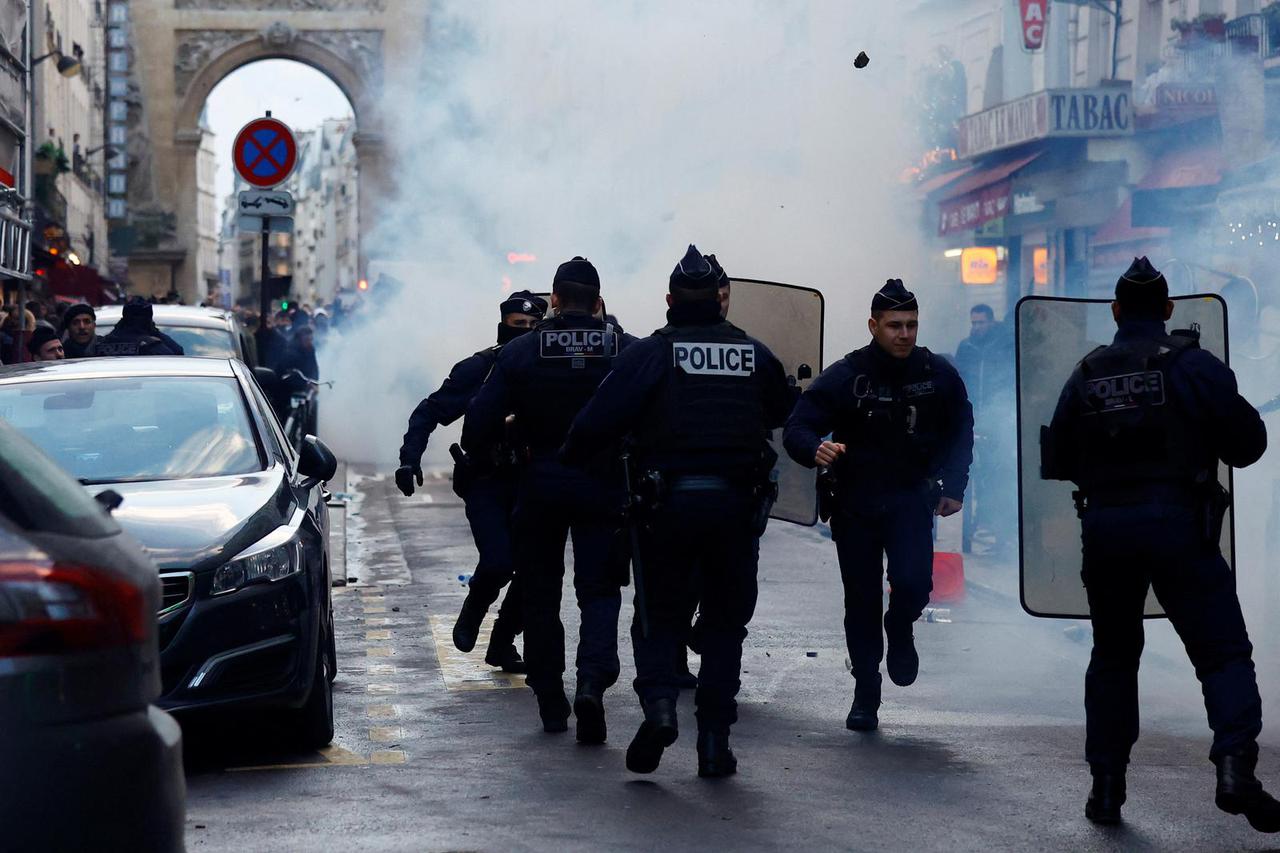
top-left (95, 323), bottom-right (237, 358)
top-left (0, 376), bottom-right (264, 484)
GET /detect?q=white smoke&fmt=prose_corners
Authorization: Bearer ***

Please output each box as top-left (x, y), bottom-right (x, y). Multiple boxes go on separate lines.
top-left (318, 0), bottom-right (929, 468)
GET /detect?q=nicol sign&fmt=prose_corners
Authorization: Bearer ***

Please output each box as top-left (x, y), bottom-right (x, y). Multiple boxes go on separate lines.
top-left (957, 85), bottom-right (1133, 159)
top-left (1020, 0), bottom-right (1048, 51)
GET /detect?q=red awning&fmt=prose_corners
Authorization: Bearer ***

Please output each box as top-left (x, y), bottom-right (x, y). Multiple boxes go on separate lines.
top-left (47, 262), bottom-right (111, 306)
top-left (1092, 197), bottom-right (1170, 247)
top-left (1138, 144), bottom-right (1222, 191)
top-left (938, 151), bottom-right (1043, 201)
top-left (915, 166), bottom-right (974, 196)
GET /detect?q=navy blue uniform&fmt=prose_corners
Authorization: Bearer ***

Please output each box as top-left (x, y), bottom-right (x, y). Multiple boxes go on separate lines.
top-left (1045, 319), bottom-right (1267, 773)
top-left (96, 325), bottom-right (184, 356)
top-left (562, 300), bottom-right (794, 733)
top-left (784, 342), bottom-right (973, 686)
top-left (463, 313), bottom-right (636, 699)
top-left (399, 345), bottom-right (523, 640)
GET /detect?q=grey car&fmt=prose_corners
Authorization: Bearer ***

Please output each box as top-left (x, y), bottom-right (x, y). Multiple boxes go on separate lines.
top-left (0, 419), bottom-right (185, 851)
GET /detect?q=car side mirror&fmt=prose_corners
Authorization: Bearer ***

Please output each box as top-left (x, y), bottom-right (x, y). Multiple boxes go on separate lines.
top-left (298, 435), bottom-right (338, 486)
top-left (253, 366), bottom-right (280, 390)
top-left (94, 489), bottom-right (124, 514)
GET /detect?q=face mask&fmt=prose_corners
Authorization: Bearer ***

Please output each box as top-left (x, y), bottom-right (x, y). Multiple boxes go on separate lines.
top-left (497, 322), bottom-right (531, 345)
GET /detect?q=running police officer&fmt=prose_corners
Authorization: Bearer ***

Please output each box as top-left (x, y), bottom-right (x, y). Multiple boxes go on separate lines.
top-left (1041, 257), bottom-right (1280, 832)
top-left (561, 246), bottom-right (793, 777)
top-left (462, 257), bottom-right (636, 742)
top-left (784, 279), bottom-right (973, 732)
top-left (395, 291), bottom-right (547, 673)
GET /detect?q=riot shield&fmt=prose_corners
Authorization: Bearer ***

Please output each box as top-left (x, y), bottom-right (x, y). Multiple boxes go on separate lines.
top-left (726, 278), bottom-right (824, 526)
top-left (1016, 294), bottom-right (1234, 619)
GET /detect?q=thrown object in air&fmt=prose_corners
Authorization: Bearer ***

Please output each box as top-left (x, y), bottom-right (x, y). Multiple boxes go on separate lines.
top-left (854, 51), bottom-right (870, 69)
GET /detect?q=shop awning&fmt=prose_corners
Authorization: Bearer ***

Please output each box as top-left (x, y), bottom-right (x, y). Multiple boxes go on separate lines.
top-left (46, 262), bottom-right (113, 306)
top-left (937, 151), bottom-right (1043, 202)
top-left (1093, 198), bottom-right (1170, 247)
top-left (914, 165), bottom-right (974, 197)
top-left (1131, 143), bottom-right (1222, 227)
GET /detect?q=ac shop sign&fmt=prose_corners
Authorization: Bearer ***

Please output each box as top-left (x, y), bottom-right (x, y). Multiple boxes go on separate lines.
top-left (957, 86), bottom-right (1133, 159)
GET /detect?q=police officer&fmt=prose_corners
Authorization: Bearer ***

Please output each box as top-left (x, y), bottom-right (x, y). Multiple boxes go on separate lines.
top-left (396, 291), bottom-right (547, 673)
top-left (1042, 257), bottom-right (1280, 831)
top-left (96, 298), bottom-right (184, 356)
top-left (561, 246), bottom-right (793, 777)
top-left (783, 279), bottom-right (973, 732)
top-left (462, 257), bottom-right (636, 742)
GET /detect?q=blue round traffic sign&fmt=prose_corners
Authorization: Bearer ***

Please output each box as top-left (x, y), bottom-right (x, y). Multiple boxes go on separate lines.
top-left (232, 116), bottom-right (298, 188)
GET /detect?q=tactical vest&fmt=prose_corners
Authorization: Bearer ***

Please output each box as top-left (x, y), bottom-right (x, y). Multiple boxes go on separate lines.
top-left (632, 321), bottom-right (767, 464)
top-left (831, 347), bottom-right (947, 478)
top-left (1071, 333), bottom-right (1208, 493)
top-left (511, 315), bottom-right (617, 453)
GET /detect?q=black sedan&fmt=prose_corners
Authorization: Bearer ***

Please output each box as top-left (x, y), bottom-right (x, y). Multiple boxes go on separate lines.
top-left (0, 357), bottom-right (339, 747)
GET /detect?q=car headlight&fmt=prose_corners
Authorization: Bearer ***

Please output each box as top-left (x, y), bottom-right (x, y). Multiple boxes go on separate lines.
top-left (211, 539), bottom-right (303, 596)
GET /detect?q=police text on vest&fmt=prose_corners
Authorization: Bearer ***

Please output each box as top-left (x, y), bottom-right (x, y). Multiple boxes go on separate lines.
top-left (673, 342), bottom-right (756, 376)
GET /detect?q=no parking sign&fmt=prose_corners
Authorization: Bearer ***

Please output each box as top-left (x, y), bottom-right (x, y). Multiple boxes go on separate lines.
top-left (232, 114), bottom-right (298, 188)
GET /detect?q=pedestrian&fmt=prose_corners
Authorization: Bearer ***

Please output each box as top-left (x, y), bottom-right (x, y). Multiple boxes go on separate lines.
top-left (1, 306), bottom-right (34, 364)
top-left (60, 303), bottom-right (99, 359)
top-left (462, 256), bottom-right (636, 742)
top-left (27, 326), bottom-right (64, 361)
top-left (561, 245), bottom-right (795, 777)
top-left (396, 290), bottom-right (548, 673)
top-left (1040, 257), bottom-right (1280, 831)
top-left (96, 297), bottom-right (185, 356)
top-left (783, 279), bottom-right (973, 732)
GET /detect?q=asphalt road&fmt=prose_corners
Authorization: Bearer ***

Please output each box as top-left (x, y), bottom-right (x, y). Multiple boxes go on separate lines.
top-left (180, 469), bottom-right (1280, 852)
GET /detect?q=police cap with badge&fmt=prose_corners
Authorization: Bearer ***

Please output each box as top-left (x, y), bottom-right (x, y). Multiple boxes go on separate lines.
top-left (668, 245), bottom-right (756, 378)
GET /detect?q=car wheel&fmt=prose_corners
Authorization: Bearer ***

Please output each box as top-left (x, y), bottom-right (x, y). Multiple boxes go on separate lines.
top-left (293, 631), bottom-right (334, 749)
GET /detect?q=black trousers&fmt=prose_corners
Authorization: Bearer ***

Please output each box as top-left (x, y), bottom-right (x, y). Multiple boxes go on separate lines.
top-left (1082, 502), bottom-right (1261, 772)
top-left (633, 486), bottom-right (758, 734)
top-left (830, 487), bottom-right (934, 681)
top-left (462, 474), bottom-right (523, 639)
top-left (513, 459), bottom-right (622, 696)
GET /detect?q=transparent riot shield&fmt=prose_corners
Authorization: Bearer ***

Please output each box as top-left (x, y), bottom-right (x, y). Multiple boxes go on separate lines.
top-left (726, 278), bottom-right (825, 526)
top-left (1016, 294), bottom-right (1234, 619)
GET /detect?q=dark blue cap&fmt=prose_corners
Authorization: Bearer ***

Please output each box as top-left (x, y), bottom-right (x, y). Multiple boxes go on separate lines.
top-left (670, 244), bottom-right (718, 292)
top-left (500, 290), bottom-right (548, 319)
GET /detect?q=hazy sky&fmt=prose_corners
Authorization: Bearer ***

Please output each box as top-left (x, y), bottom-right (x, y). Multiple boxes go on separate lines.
top-left (204, 60), bottom-right (354, 203)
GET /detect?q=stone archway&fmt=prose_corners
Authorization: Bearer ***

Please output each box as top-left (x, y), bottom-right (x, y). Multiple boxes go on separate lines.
top-left (122, 1), bottom-right (422, 302)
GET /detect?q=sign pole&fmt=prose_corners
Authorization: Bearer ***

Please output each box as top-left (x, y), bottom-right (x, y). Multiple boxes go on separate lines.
top-left (259, 216), bottom-right (270, 334)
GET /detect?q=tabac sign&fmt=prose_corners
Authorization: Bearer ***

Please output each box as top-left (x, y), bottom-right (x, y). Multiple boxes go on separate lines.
top-left (956, 85), bottom-right (1133, 159)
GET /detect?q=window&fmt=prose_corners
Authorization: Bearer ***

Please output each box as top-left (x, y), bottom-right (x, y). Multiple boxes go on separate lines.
top-left (108, 3), bottom-right (127, 23)
top-left (108, 51), bottom-right (127, 72)
top-left (0, 377), bottom-right (265, 484)
top-left (108, 28), bottom-right (126, 48)
top-left (107, 198), bottom-right (126, 219)
top-left (109, 99), bottom-right (126, 121)
top-left (107, 173), bottom-right (125, 195)
top-left (108, 125), bottom-right (125, 144)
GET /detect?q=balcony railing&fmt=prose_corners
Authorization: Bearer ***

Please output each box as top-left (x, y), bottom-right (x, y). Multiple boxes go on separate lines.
top-left (1225, 11), bottom-right (1280, 60)
top-left (0, 206), bottom-right (32, 279)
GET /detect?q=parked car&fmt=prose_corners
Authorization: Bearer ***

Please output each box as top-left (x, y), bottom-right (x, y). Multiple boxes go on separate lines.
top-left (95, 304), bottom-right (259, 366)
top-left (0, 356), bottom-right (339, 747)
top-left (0, 418), bottom-right (185, 851)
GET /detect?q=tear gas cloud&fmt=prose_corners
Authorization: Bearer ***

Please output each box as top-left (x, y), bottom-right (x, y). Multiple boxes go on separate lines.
top-left (319, 0), bottom-right (939, 468)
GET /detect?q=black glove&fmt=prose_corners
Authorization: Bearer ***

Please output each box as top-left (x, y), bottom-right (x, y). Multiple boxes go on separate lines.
top-left (395, 464), bottom-right (423, 497)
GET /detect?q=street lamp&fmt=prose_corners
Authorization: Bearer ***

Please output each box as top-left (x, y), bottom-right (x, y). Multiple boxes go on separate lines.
top-left (31, 51), bottom-right (81, 78)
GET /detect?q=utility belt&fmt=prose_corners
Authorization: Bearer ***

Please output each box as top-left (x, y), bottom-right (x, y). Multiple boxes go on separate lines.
top-left (1073, 478), bottom-right (1231, 544)
top-left (817, 468), bottom-right (937, 523)
top-left (630, 467), bottom-right (777, 537)
top-left (449, 443), bottom-right (519, 499)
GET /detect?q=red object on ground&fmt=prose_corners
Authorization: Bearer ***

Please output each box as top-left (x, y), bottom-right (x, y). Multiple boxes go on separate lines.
top-left (932, 552), bottom-right (966, 603)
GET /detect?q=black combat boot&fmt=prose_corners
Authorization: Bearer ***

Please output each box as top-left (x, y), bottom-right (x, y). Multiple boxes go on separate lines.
top-left (536, 688), bottom-right (570, 734)
top-left (574, 682), bottom-right (607, 745)
top-left (1215, 746), bottom-right (1280, 833)
top-left (697, 730), bottom-right (738, 778)
top-left (1084, 770), bottom-right (1125, 825)
top-left (626, 698), bottom-right (679, 774)
top-left (483, 622), bottom-right (526, 673)
top-left (846, 673), bottom-right (881, 732)
top-left (452, 596), bottom-right (486, 653)
top-left (884, 615), bottom-right (919, 687)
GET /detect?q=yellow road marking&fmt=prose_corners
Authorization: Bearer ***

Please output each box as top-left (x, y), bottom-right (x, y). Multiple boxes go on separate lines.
top-left (366, 704), bottom-right (398, 719)
top-left (369, 663), bottom-right (397, 675)
top-left (369, 726), bottom-right (403, 743)
top-left (366, 646), bottom-right (393, 657)
top-left (371, 750), bottom-right (407, 765)
top-left (362, 603), bottom-right (387, 613)
top-left (427, 614), bottom-right (526, 692)
top-left (227, 744), bottom-right (367, 772)
top-left (367, 683), bottom-right (398, 695)
top-left (366, 629), bottom-right (392, 641)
